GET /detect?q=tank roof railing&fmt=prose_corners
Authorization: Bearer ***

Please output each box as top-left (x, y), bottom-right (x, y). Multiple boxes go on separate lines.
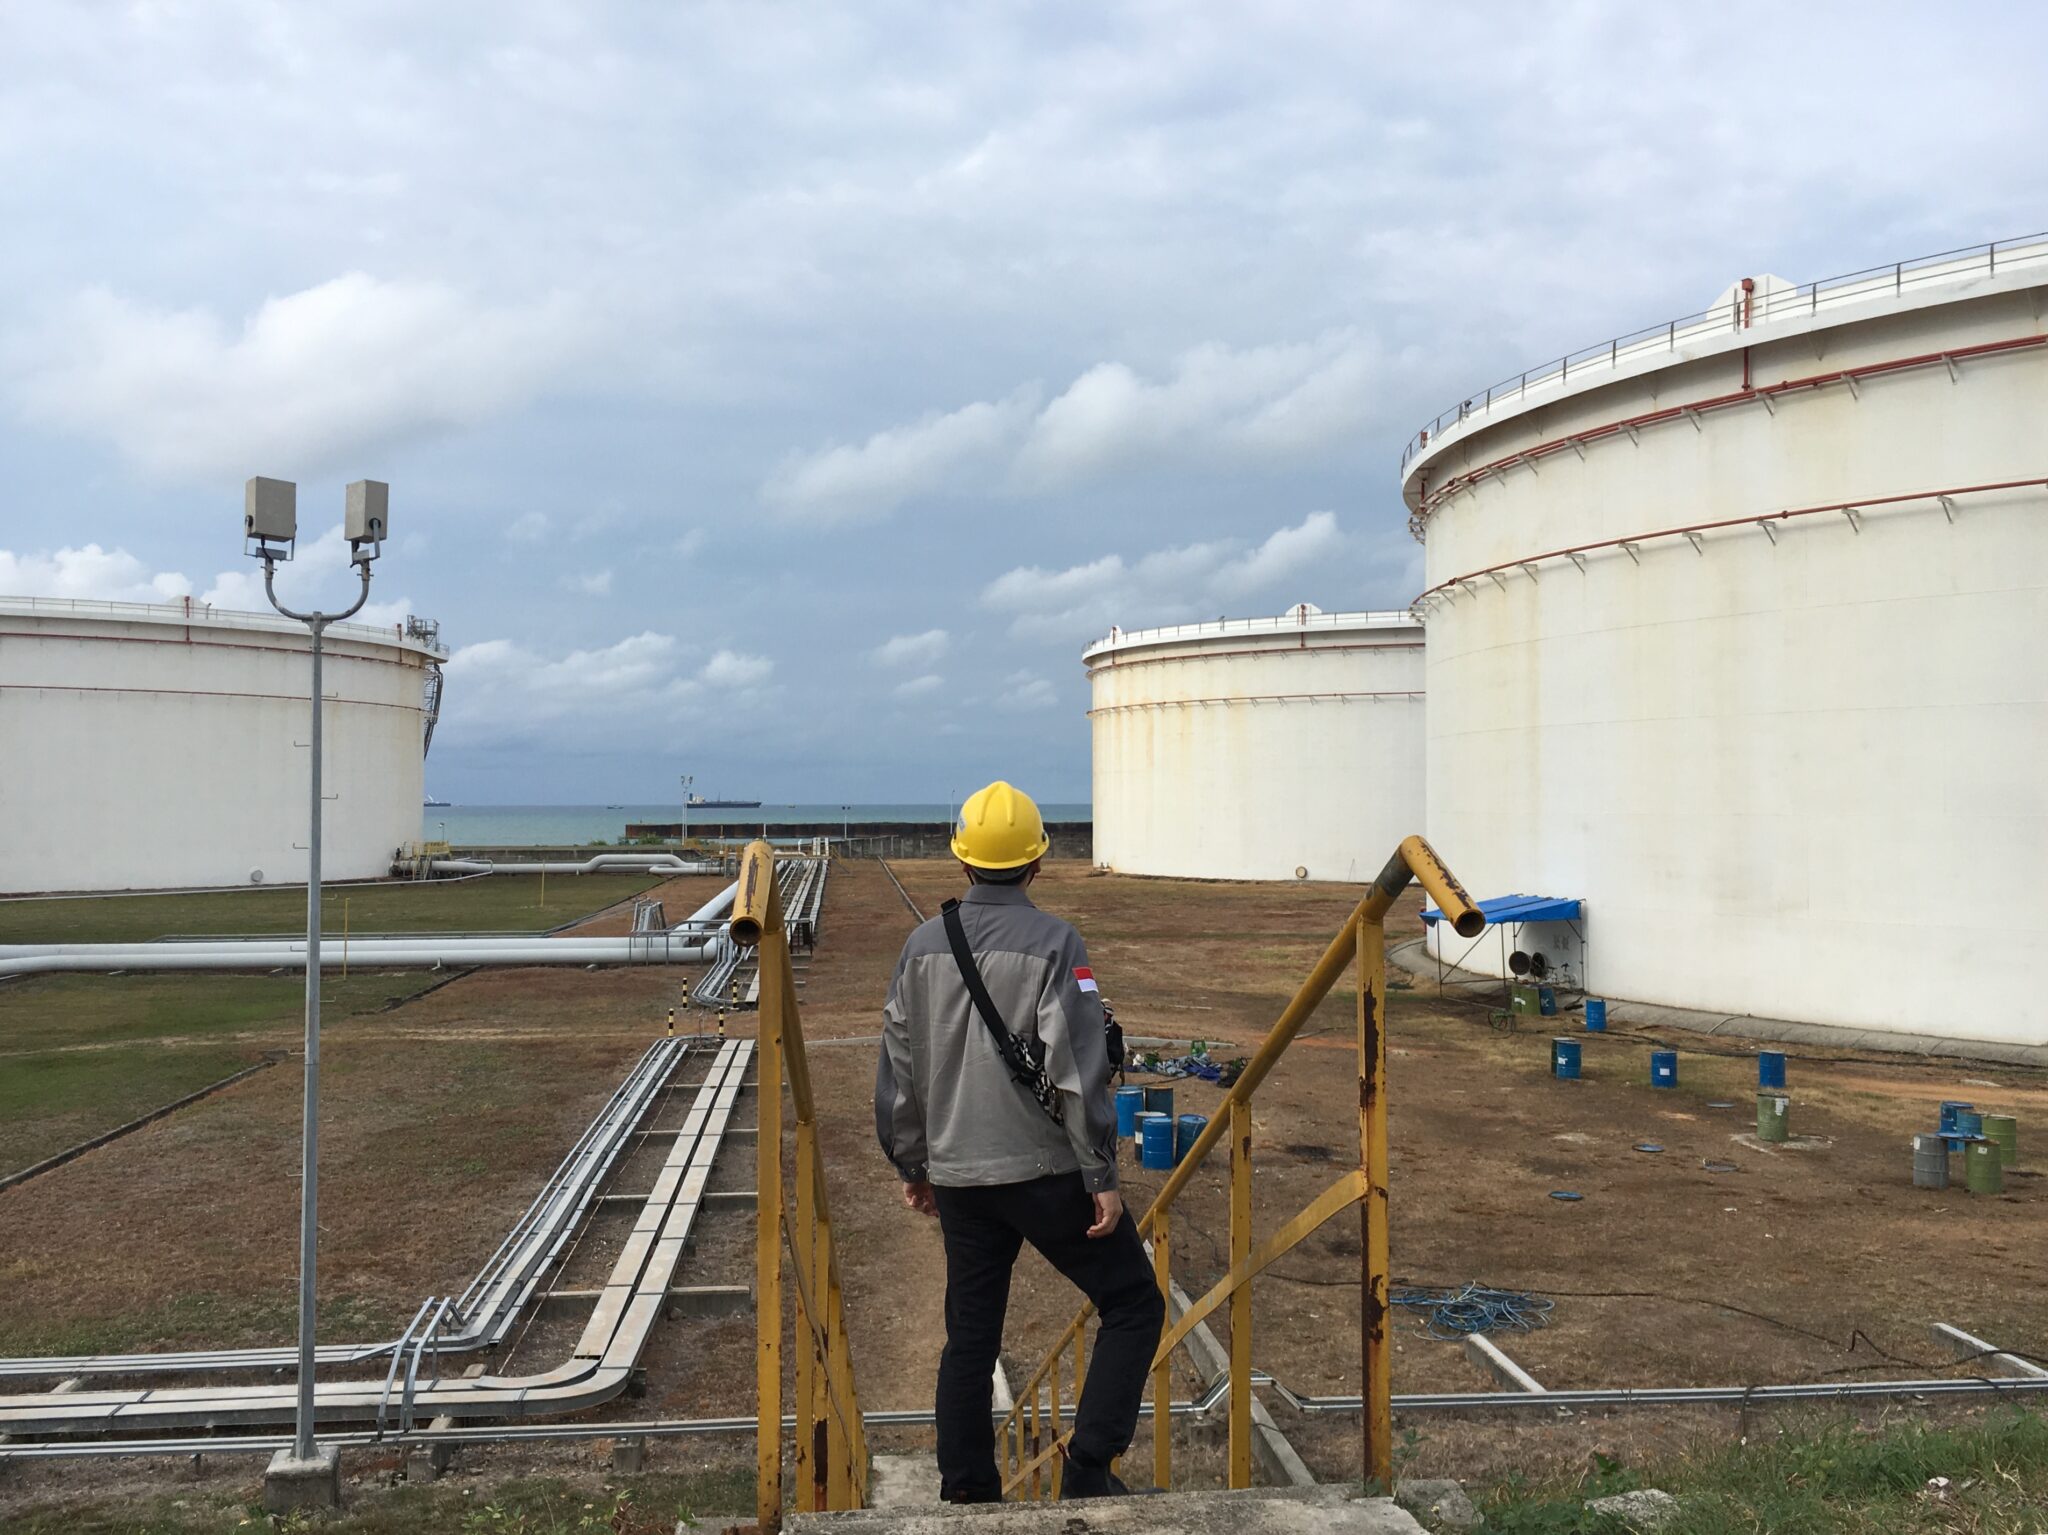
top-left (0, 593), bottom-right (448, 655)
top-left (1082, 607), bottom-right (1419, 660)
top-left (1401, 231), bottom-right (2048, 475)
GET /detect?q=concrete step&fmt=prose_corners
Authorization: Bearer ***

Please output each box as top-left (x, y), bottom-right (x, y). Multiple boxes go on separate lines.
top-left (788, 1485), bottom-right (1425, 1533)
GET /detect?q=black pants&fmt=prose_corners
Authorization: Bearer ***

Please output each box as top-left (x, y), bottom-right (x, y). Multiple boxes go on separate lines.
top-left (931, 1172), bottom-right (1165, 1503)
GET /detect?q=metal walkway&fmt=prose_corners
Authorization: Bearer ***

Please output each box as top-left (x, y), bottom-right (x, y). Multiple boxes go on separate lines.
top-left (0, 1039), bottom-right (753, 1435)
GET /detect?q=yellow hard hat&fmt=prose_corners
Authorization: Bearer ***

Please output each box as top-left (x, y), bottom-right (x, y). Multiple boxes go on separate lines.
top-left (951, 780), bottom-right (1050, 870)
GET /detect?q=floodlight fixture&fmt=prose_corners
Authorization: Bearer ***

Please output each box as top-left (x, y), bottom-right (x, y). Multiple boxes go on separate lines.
top-left (236, 472), bottom-right (390, 1474)
top-left (244, 476), bottom-right (298, 558)
top-left (345, 479), bottom-right (389, 565)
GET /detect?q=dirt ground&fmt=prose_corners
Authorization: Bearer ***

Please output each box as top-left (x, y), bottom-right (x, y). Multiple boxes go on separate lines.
top-left (2, 856), bottom-right (2044, 1518)
top-left (769, 860), bottom-right (2048, 1485)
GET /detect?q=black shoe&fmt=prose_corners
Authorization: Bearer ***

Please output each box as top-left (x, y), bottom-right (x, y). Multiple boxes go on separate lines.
top-left (1060, 1459), bottom-right (1130, 1500)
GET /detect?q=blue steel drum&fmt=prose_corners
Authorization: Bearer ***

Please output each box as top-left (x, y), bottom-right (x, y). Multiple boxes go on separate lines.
top-left (1650, 1050), bottom-right (1678, 1088)
top-left (1139, 1113), bottom-right (1175, 1170)
top-left (1115, 1086), bottom-right (1146, 1138)
top-left (1939, 1101), bottom-right (1973, 1136)
top-left (1758, 1051), bottom-right (1787, 1089)
top-left (1956, 1109), bottom-right (1984, 1139)
top-left (1175, 1113), bottom-right (1208, 1164)
top-left (1143, 1084), bottom-right (1175, 1119)
top-left (1584, 998), bottom-right (1608, 1032)
top-left (1552, 1038), bottom-right (1582, 1080)
top-left (1538, 986), bottom-right (1558, 1017)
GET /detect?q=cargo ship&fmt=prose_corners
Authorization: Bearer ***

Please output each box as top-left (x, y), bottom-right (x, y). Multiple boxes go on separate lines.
top-left (687, 792), bottom-right (761, 809)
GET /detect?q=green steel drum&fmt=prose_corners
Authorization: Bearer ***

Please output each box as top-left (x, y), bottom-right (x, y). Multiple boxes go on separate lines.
top-left (1964, 1138), bottom-right (2005, 1195)
top-left (1755, 1091), bottom-right (1790, 1144)
top-left (1982, 1113), bottom-right (2018, 1167)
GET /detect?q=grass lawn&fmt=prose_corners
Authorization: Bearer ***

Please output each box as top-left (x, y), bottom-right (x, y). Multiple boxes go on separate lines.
top-left (0, 872), bottom-right (657, 1179)
top-left (0, 873), bottom-right (659, 945)
top-left (0, 1468), bottom-right (756, 1534)
top-left (1477, 1409), bottom-right (2048, 1534)
top-left (0, 1041), bottom-right (258, 1179)
top-left (1, 1414), bottom-right (2042, 1532)
top-left (0, 971), bottom-right (445, 1178)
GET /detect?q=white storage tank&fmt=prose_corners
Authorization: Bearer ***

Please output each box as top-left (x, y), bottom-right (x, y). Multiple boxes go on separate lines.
top-left (1084, 605), bottom-right (1424, 881)
top-left (1402, 236), bottom-right (2048, 1046)
top-left (0, 596), bottom-right (446, 894)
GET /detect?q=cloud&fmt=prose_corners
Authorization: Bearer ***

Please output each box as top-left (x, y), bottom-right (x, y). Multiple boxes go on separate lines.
top-left (761, 334), bottom-right (1380, 520)
top-left (762, 389), bottom-right (1038, 524)
top-left (892, 672), bottom-right (945, 698)
top-left (9, 273), bottom-right (587, 481)
top-left (0, 544), bottom-right (191, 604)
top-left (872, 628), bottom-right (950, 668)
top-left (699, 648), bottom-right (774, 688)
top-left (568, 569), bottom-right (613, 596)
top-left (1015, 333), bottom-right (1381, 487)
top-left (0, 530), bottom-right (416, 627)
top-left (994, 670), bottom-right (1057, 711)
top-left (440, 630), bottom-right (705, 741)
top-left (980, 511), bottom-right (1345, 643)
top-left (507, 511), bottom-right (550, 543)
top-left (447, 630), bottom-right (680, 696)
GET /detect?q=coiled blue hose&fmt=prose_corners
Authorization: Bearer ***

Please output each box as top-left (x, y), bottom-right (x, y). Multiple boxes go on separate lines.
top-left (1390, 1282), bottom-right (1554, 1341)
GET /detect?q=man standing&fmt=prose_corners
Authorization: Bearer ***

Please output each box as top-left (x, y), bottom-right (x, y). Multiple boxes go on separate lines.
top-left (876, 781), bottom-right (1163, 1503)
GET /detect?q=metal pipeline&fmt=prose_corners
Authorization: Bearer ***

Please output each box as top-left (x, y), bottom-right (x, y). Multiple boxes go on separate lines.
top-left (0, 1038), bottom-right (693, 1382)
top-left (0, 1040), bottom-right (755, 1436)
top-left (0, 883), bottom-right (738, 978)
top-left (425, 854), bottom-right (720, 877)
top-left (5, 1371), bottom-right (2044, 1461)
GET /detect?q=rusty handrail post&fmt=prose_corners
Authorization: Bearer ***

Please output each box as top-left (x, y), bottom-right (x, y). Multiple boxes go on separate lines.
top-left (1358, 912), bottom-right (1393, 1490)
top-left (736, 838), bottom-right (873, 1528)
top-left (750, 849), bottom-right (785, 1531)
top-left (1227, 1098), bottom-right (1253, 1488)
top-left (794, 1117), bottom-right (818, 1510)
top-left (1151, 1208), bottom-right (1172, 1490)
top-left (1354, 835), bottom-right (1478, 1490)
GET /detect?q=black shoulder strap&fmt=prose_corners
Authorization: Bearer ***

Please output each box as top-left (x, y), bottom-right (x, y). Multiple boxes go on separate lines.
top-left (940, 898), bottom-right (1064, 1125)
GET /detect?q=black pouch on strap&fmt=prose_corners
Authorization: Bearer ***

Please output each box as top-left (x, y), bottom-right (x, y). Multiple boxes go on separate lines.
top-left (940, 898), bottom-right (1065, 1126)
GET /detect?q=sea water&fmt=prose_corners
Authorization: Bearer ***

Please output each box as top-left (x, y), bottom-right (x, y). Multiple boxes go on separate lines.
top-left (423, 803), bottom-right (1091, 846)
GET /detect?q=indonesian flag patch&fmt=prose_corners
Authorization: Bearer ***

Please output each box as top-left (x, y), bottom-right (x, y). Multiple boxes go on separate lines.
top-left (1072, 967), bottom-right (1098, 993)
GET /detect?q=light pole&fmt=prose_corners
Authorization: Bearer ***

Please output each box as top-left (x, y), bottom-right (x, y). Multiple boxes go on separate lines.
top-left (243, 476), bottom-right (388, 1486)
top-left (679, 773), bottom-right (693, 848)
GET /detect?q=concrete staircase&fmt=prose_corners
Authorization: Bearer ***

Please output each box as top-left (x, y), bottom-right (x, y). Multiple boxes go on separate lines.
top-left (787, 1485), bottom-right (1427, 1533)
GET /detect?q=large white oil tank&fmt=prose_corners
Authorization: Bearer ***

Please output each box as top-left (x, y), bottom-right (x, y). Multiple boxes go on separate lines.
top-left (0, 596), bottom-right (446, 894)
top-left (1402, 236), bottom-right (2048, 1046)
top-left (1084, 605), bottom-right (1424, 882)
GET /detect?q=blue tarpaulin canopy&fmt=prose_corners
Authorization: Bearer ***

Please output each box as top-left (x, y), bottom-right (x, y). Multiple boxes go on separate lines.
top-left (1421, 893), bottom-right (1583, 928)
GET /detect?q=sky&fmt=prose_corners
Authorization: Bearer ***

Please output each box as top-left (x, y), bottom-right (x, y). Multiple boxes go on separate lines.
top-left (3, 2), bottom-right (2044, 804)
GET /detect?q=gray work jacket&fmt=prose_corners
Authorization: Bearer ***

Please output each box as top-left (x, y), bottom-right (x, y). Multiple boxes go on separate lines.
top-left (875, 882), bottom-right (1120, 1193)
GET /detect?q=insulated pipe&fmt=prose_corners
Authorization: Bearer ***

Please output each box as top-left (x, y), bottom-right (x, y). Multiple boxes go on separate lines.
top-left (426, 854), bottom-right (720, 876)
top-left (0, 1037), bottom-right (690, 1381)
top-left (0, 884), bottom-right (738, 978)
top-left (6, 1372), bottom-right (2045, 1461)
top-left (0, 1041), bottom-right (754, 1436)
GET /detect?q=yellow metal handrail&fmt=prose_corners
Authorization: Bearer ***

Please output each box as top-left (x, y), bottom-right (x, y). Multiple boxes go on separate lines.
top-left (733, 840), bottom-right (868, 1531)
top-left (998, 834), bottom-right (1481, 1496)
